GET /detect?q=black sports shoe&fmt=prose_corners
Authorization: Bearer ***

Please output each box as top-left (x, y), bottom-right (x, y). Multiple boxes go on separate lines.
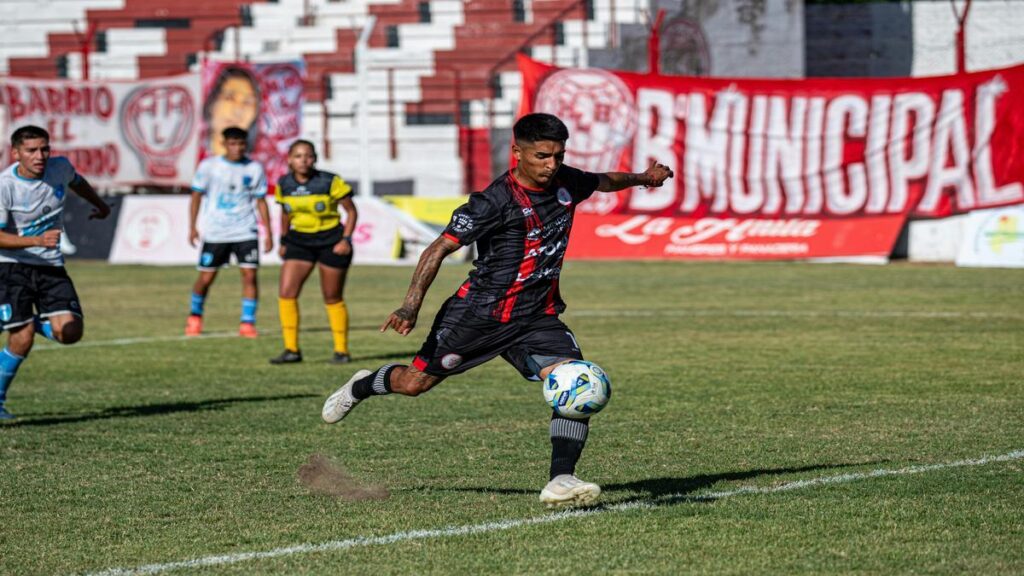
top-left (270, 350), bottom-right (303, 364)
top-left (330, 352), bottom-right (351, 364)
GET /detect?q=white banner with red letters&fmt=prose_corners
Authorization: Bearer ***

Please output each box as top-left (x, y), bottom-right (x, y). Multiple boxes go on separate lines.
top-left (109, 195), bottom-right (401, 266)
top-left (0, 74), bottom-right (201, 187)
top-left (518, 55), bottom-right (1024, 260)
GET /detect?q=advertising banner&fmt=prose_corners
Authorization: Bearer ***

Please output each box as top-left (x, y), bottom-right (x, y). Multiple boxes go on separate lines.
top-left (518, 55), bottom-right (1024, 260)
top-left (955, 205), bottom-right (1024, 268)
top-left (200, 61), bottom-right (305, 189)
top-left (0, 75), bottom-right (201, 186)
top-left (109, 195), bottom-right (400, 266)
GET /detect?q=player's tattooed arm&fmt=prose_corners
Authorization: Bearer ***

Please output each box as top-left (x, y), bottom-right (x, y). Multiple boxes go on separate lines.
top-left (596, 160), bottom-right (675, 192)
top-left (381, 235), bottom-right (461, 336)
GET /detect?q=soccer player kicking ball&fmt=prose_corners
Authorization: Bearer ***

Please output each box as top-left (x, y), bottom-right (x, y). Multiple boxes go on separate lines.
top-left (0, 125), bottom-right (111, 420)
top-left (185, 127), bottom-right (272, 338)
top-left (322, 113), bottom-right (673, 507)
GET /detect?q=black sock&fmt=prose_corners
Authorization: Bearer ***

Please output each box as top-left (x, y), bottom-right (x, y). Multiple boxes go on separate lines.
top-left (549, 415), bottom-right (590, 479)
top-left (351, 364), bottom-right (398, 400)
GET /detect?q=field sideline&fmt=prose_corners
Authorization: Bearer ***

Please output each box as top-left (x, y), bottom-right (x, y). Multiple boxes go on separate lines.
top-left (2, 260), bottom-right (1022, 575)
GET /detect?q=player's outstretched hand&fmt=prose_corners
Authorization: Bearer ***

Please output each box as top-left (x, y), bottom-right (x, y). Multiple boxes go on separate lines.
top-left (89, 202), bottom-right (111, 220)
top-left (380, 307), bottom-right (418, 336)
top-left (38, 229), bottom-right (61, 249)
top-left (642, 160), bottom-right (674, 187)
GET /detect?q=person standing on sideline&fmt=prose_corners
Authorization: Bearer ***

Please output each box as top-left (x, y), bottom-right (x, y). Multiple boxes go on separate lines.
top-left (0, 125), bottom-right (111, 420)
top-left (321, 113), bottom-right (673, 507)
top-left (185, 127), bottom-right (272, 338)
top-left (270, 140), bottom-right (358, 365)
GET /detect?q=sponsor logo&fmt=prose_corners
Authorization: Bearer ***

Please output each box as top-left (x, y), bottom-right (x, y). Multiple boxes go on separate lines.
top-left (441, 353), bottom-right (463, 370)
top-left (596, 216), bottom-right (821, 246)
top-left (123, 207), bottom-right (172, 252)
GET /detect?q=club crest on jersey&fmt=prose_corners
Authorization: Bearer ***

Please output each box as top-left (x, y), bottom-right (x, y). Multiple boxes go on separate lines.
top-left (557, 187), bottom-right (572, 206)
top-left (441, 353), bottom-right (463, 370)
top-left (451, 214), bottom-right (474, 233)
top-left (54, 185), bottom-right (65, 200)
top-left (242, 175), bottom-right (253, 188)
top-left (0, 304), bottom-right (11, 323)
top-left (315, 201), bottom-right (326, 212)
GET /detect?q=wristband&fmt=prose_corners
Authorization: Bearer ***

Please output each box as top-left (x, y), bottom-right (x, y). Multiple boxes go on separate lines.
top-left (342, 236), bottom-right (352, 243)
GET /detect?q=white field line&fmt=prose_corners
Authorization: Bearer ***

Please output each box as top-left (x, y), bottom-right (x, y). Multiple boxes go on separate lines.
top-left (84, 449), bottom-right (1024, 576)
top-left (34, 308), bottom-right (1020, 352)
top-left (568, 308), bottom-right (1024, 321)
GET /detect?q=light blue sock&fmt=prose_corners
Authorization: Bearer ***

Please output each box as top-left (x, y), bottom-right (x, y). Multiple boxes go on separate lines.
top-left (190, 292), bottom-right (205, 316)
top-left (0, 347), bottom-right (26, 407)
top-left (241, 298), bottom-right (258, 325)
top-left (33, 316), bottom-right (57, 342)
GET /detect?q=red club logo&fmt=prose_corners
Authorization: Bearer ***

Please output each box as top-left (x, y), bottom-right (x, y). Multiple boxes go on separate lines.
top-left (535, 69), bottom-right (637, 173)
top-left (121, 84), bottom-right (196, 179)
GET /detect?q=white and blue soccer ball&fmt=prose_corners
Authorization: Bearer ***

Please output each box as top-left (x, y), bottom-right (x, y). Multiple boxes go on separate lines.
top-left (543, 360), bottom-right (612, 419)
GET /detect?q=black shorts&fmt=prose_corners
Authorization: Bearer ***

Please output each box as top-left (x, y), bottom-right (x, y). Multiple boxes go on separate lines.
top-left (0, 263), bottom-right (82, 331)
top-left (198, 240), bottom-right (260, 271)
top-left (412, 296), bottom-right (583, 381)
top-left (282, 228), bottom-right (352, 269)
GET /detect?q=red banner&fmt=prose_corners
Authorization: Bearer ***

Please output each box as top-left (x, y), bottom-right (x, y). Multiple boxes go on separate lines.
top-left (519, 55), bottom-right (1024, 259)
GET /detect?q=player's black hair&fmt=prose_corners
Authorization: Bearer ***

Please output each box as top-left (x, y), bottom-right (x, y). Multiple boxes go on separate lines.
top-left (513, 113), bottom-right (569, 144)
top-left (11, 125), bottom-right (50, 148)
top-left (288, 139), bottom-right (317, 157)
top-left (222, 127), bottom-right (249, 141)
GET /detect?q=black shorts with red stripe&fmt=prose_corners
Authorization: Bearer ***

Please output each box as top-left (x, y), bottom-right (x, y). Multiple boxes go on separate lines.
top-left (412, 295), bottom-right (583, 381)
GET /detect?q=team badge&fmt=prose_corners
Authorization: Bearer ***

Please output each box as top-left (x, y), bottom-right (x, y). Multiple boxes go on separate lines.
top-left (0, 304), bottom-right (11, 323)
top-left (54, 185), bottom-right (65, 200)
top-left (315, 201), bottom-right (326, 212)
top-left (243, 175), bottom-right (253, 188)
top-left (201, 252), bottom-right (214, 267)
top-left (70, 300), bottom-right (80, 311)
top-left (451, 214), bottom-right (474, 233)
top-left (441, 353), bottom-right (463, 370)
top-left (557, 187), bottom-right (572, 206)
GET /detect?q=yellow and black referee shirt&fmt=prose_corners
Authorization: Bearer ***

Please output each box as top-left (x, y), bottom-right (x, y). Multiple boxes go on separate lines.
top-left (274, 170), bottom-right (353, 234)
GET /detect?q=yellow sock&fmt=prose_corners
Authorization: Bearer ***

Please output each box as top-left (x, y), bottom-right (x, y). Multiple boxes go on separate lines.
top-left (325, 300), bottom-right (349, 354)
top-left (278, 298), bottom-right (299, 352)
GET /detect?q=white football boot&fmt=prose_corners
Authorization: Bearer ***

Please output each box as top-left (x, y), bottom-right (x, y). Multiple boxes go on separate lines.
top-left (539, 474), bottom-right (601, 508)
top-left (322, 369), bottom-right (372, 423)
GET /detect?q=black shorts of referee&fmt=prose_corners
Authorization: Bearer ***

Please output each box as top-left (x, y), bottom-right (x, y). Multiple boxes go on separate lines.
top-left (281, 227), bottom-right (352, 269)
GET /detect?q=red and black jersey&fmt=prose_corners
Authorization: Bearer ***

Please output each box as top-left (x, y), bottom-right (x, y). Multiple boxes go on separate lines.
top-left (442, 164), bottom-right (599, 322)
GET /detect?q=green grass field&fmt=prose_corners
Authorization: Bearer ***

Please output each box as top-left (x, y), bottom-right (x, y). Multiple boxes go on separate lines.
top-left (1, 260), bottom-right (1022, 575)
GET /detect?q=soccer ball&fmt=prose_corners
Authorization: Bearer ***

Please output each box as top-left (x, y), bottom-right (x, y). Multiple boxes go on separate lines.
top-left (543, 360), bottom-right (612, 419)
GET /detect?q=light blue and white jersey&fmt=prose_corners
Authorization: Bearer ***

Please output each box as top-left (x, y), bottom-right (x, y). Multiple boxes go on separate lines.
top-left (0, 157), bottom-right (80, 266)
top-left (192, 156), bottom-right (266, 243)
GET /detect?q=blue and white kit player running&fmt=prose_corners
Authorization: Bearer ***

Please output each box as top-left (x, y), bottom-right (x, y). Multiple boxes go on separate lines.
top-left (0, 125), bottom-right (110, 420)
top-left (185, 127), bottom-right (272, 338)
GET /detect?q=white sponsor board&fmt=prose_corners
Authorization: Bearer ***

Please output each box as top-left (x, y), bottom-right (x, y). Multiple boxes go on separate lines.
top-left (908, 216), bottom-right (966, 263)
top-left (109, 195), bottom-right (402, 266)
top-left (955, 205), bottom-right (1024, 268)
top-left (0, 75), bottom-right (201, 187)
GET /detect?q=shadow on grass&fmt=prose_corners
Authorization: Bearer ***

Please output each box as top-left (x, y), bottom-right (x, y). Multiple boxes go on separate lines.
top-left (3, 393), bottom-right (318, 428)
top-left (424, 461), bottom-right (887, 504)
